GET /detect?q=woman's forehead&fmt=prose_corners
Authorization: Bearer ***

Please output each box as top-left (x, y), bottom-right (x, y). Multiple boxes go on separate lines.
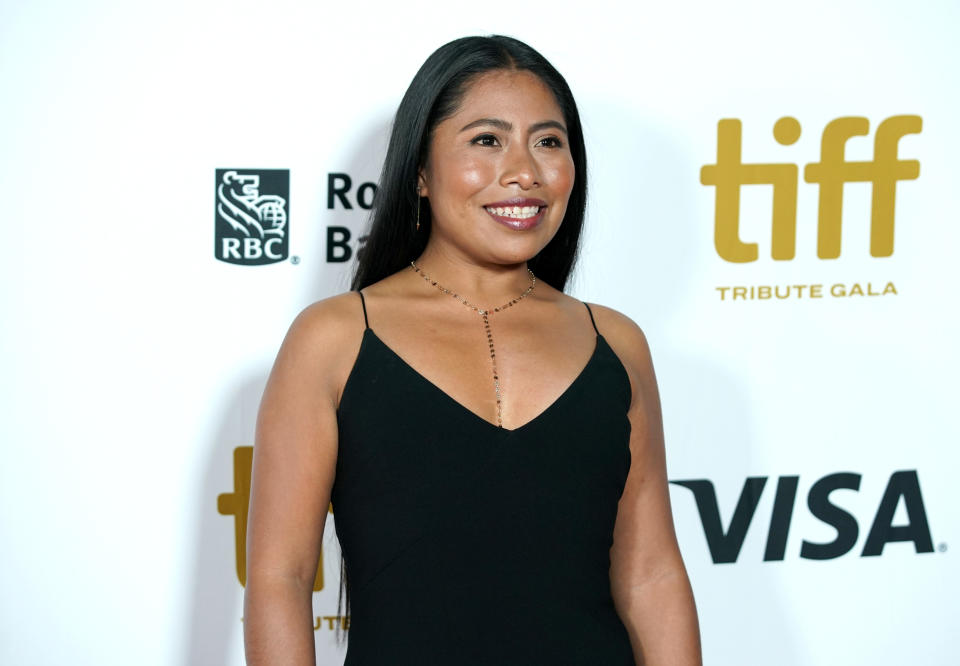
top-left (443, 70), bottom-right (565, 128)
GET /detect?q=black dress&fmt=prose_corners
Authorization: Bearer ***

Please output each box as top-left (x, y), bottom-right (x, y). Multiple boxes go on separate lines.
top-left (331, 290), bottom-right (636, 665)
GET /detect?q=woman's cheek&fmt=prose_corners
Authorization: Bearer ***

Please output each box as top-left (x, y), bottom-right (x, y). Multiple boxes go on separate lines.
top-left (548, 158), bottom-right (575, 197)
top-left (457, 156), bottom-right (491, 191)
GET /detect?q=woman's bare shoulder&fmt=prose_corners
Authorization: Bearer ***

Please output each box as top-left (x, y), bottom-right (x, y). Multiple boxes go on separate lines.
top-left (288, 290), bottom-right (365, 341)
top-left (582, 302), bottom-right (650, 351)
top-left (581, 301), bottom-right (657, 402)
top-left (268, 291), bottom-right (367, 406)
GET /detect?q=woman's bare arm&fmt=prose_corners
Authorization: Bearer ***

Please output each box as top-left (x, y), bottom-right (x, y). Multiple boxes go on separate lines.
top-left (244, 295), bottom-right (360, 665)
top-left (597, 305), bottom-right (702, 666)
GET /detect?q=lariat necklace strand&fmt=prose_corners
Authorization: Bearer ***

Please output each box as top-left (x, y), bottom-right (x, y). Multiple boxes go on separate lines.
top-left (409, 260), bottom-right (536, 428)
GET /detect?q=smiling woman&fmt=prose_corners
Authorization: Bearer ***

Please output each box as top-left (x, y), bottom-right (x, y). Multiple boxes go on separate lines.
top-left (243, 35), bottom-right (702, 666)
top-left (420, 70), bottom-right (574, 246)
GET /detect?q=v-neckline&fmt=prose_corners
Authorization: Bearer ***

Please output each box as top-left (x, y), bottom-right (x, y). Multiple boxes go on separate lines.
top-left (364, 328), bottom-right (604, 436)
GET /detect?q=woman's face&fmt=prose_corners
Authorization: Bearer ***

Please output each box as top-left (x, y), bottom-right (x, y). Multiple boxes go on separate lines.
top-left (419, 69), bottom-right (575, 265)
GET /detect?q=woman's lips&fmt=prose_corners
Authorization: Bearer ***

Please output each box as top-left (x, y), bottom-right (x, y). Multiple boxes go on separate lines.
top-left (483, 199), bottom-right (547, 230)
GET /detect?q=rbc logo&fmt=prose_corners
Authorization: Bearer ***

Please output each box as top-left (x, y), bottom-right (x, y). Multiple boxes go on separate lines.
top-left (215, 169), bottom-right (290, 265)
top-left (701, 116), bottom-right (921, 262)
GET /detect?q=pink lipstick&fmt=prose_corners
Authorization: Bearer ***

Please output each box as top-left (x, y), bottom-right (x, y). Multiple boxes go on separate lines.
top-left (483, 197), bottom-right (547, 231)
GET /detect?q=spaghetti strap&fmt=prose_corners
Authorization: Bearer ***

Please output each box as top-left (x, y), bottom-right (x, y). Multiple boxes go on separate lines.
top-left (357, 290), bottom-right (370, 330)
top-left (583, 301), bottom-right (599, 335)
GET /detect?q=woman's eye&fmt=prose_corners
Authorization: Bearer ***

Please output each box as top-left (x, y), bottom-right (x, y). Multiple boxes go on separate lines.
top-left (537, 136), bottom-right (563, 148)
top-left (471, 134), bottom-right (499, 147)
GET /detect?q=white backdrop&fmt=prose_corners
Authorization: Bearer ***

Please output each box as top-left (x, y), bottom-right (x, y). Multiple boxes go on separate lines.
top-left (1, 1), bottom-right (957, 664)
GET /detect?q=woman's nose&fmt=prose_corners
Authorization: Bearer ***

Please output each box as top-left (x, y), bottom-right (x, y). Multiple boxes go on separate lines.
top-left (499, 144), bottom-right (540, 189)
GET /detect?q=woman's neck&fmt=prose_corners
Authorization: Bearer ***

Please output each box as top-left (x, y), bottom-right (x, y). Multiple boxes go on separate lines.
top-left (409, 249), bottom-right (535, 306)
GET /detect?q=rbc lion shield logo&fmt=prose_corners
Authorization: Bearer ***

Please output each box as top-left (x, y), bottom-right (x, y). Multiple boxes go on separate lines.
top-left (214, 169), bottom-right (290, 265)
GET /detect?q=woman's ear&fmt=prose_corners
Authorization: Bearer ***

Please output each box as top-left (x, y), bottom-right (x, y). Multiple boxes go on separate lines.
top-left (417, 169), bottom-right (429, 198)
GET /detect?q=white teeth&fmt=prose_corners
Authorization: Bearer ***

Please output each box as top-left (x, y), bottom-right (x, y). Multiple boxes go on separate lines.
top-left (485, 205), bottom-right (541, 219)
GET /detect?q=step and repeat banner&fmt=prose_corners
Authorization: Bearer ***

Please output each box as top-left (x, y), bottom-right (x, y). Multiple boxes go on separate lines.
top-left (1, 1), bottom-right (956, 664)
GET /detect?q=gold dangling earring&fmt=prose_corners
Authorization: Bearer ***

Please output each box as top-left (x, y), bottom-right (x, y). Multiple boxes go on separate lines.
top-left (416, 186), bottom-right (421, 232)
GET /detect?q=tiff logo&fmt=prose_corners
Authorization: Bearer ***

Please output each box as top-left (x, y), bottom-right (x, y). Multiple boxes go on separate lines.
top-left (700, 116), bottom-right (921, 262)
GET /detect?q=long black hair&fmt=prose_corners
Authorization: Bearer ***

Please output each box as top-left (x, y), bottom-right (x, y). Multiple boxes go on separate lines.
top-left (337, 34), bottom-right (589, 644)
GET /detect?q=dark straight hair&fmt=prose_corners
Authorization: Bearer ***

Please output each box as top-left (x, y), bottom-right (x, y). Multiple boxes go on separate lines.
top-left (337, 34), bottom-right (589, 644)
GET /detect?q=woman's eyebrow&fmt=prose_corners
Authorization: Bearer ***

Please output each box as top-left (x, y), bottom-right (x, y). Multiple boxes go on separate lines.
top-left (459, 118), bottom-right (568, 135)
top-left (529, 120), bottom-right (568, 135)
top-left (460, 118), bottom-right (511, 132)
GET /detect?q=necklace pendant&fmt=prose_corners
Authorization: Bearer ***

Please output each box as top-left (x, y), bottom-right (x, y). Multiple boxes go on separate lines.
top-left (409, 260), bottom-right (536, 430)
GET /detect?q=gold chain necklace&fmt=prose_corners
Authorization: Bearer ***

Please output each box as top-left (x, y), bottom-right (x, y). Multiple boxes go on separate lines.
top-left (409, 260), bottom-right (536, 428)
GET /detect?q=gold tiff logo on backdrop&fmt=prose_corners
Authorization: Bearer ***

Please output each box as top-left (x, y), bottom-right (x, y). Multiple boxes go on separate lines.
top-left (700, 116), bottom-right (921, 262)
top-left (218, 446), bottom-right (330, 591)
